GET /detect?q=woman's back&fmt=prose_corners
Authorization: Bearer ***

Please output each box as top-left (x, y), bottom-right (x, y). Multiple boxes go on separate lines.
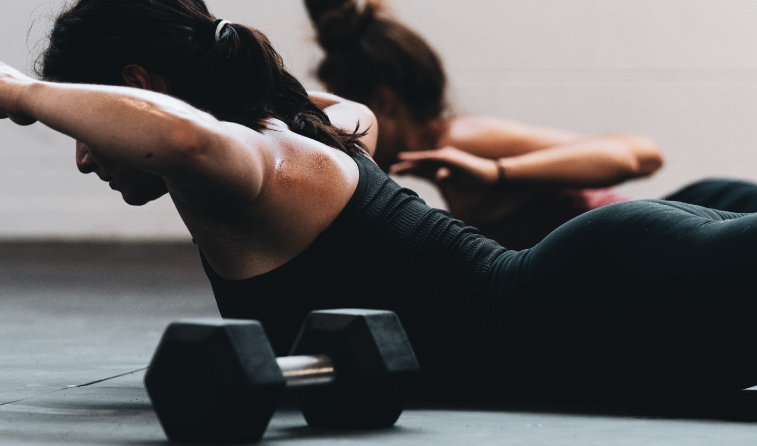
top-left (180, 119), bottom-right (360, 280)
top-left (200, 150), bottom-right (508, 392)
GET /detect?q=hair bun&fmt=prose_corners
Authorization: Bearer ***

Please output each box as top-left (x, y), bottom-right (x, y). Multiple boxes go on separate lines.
top-left (305, 0), bottom-right (379, 50)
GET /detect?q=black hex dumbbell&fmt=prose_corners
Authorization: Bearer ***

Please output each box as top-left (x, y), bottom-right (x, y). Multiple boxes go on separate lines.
top-left (144, 309), bottom-right (420, 444)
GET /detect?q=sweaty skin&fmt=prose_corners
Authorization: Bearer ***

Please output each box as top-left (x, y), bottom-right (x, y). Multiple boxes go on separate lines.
top-left (0, 61), bottom-right (376, 280)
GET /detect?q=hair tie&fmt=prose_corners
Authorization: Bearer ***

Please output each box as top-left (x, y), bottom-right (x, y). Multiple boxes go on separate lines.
top-left (214, 19), bottom-right (232, 42)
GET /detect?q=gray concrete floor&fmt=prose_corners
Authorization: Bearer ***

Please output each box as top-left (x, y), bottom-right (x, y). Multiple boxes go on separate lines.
top-left (1, 241), bottom-right (757, 445)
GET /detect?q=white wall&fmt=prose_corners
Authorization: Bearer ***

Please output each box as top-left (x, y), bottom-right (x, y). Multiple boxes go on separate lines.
top-left (2, 0), bottom-right (757, 240)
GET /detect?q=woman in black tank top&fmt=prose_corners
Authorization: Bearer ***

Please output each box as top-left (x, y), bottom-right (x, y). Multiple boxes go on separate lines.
top-left (3, 0), bottom-right (757, 403)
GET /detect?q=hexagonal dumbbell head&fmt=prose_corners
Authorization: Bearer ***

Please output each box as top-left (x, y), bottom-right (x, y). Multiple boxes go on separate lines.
top-left (289, 309), bottom-right (421, 429)
top-left (144, 319), bottom-right (285, 444)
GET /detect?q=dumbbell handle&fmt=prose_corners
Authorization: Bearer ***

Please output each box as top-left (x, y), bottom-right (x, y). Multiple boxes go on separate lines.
top-left (277, 355), bottom-right (335, 388)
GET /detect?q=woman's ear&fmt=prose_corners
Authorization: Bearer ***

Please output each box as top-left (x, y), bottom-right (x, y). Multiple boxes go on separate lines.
top-left (121, 65), bottom-right (170, 93)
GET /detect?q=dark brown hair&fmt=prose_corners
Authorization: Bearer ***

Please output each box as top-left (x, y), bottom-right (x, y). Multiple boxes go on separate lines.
top-left (37, 0), bottom-right (365, 155)
top-left (305, 0), bottom-right (447, 124)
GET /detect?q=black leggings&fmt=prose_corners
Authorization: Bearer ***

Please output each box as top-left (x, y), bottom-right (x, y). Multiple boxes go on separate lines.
top-left (662, 177), bottom-right (757, 213)
top-left (464, 194), bottom-right (757, 401)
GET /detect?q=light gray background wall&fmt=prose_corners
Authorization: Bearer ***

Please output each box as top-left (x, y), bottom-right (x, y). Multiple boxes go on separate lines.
top-left (2, 0), bottom-right (757, 240)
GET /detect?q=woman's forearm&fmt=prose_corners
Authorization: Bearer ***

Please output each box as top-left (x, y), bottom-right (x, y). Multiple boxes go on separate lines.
top-left (496, 134), bottom-right (664, 187)
top-left (17, 80), bottom-right (219, 172)
top-left (441, 116), bottom-right (663, 188)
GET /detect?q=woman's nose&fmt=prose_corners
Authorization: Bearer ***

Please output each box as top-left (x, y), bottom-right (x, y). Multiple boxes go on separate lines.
top-left (75, 141), bottom-right (96, 174)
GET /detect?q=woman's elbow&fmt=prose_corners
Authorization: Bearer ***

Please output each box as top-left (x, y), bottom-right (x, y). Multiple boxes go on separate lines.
top-left (636, 138), bottom-right (664, 176)
top-left (163, 118), bottom-right (217, 165)
top-left (615, 133), bottom-right (664, 177)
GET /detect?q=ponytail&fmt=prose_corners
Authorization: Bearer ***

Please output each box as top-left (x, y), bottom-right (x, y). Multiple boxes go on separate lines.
top-left (305, 0), bottom-right (383, 50)
top-left (198, 22), bottom-right (367, 154)
top-left (37, 0), bottom-right (366, 155)
top-left (305, 0), bottom-right (447, 124)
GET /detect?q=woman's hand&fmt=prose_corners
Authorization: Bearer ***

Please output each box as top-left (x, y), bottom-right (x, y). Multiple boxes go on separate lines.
top-left (390, 145), bottom-right (546, 224)
top-left (0, 61), bottom-right (38, 126)
top-left (389, 146), bottom-right (500, 193)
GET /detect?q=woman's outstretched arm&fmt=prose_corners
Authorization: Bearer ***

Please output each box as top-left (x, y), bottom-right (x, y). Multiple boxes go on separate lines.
top-left (0, 61), bottom-right (266, 203)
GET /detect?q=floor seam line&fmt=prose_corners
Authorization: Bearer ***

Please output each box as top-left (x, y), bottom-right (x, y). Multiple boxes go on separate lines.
top-left (0, 399), bottom-right (25, 407)
top-left (66, 367), bottom-right (149, 388)
top-left (0, 367), bottom-right (148, 406)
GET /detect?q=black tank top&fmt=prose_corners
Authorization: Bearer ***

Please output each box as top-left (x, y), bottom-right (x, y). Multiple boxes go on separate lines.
top-left (200, 151), bottom-right (507, 365)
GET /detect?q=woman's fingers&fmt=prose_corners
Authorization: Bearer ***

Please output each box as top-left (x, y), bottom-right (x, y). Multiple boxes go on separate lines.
top-left (434, 167), bottom-right (452, 184)
top-left (389, 159), bottom-right (441, 182)
top-left (395, 147), bottom-right (500, 190)
top-left (397, 149), bottom-right (454, 164)
top-left (387, 160), bottom-right (414, 174)
top-left (0, 61), bottom-right (37, 125)
top-left (8, 114), bottom-right (37, 126)
top-left (0, 106), bottom-right (37, 126)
